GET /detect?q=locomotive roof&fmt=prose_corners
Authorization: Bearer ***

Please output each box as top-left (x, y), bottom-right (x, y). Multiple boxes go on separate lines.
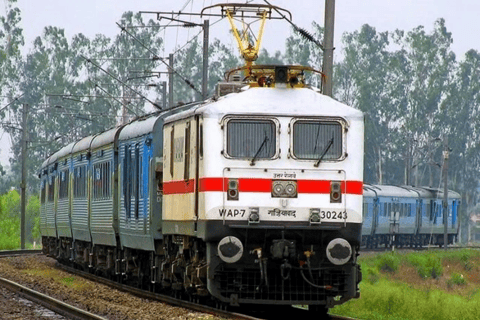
top-left (164, 87), bottom-right (364, 123)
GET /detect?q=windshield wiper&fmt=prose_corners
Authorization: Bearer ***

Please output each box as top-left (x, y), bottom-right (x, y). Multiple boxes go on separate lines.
top-left (314, 132), bottom-right (334, 167)
top-left (250, 133), bottom-right (269, 166)
top-left (313, 123), bottom-right (322, 154)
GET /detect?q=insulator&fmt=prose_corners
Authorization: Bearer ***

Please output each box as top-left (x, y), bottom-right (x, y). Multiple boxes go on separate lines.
top-left (296, 27), bottom-right (315, 43)
top-left (183, 23), bottom-right (196, 28)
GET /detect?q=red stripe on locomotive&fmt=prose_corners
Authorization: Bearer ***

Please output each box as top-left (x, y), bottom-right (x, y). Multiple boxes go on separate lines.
top-left (164, 178), bottom-right (363, 195)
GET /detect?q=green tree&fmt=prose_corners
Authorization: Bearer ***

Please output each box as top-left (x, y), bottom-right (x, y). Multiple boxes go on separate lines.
top-left (335, 24), bottom-right (394, 184)
top-left (0, 190), bottom-right (20, 249)
top-left (26, 194), bottom-right (40, 244)
top-left (392, 19), bottom-right (456, 187)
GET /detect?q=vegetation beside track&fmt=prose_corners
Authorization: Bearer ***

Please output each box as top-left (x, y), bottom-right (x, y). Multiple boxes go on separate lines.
top-left (330, 249), bottom-right (480, 320)
top-left (0, 190), bottom-right (40, 250)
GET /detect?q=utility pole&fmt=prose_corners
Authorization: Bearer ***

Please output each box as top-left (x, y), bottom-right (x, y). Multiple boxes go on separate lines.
top-left (202, 20), bottom-right (210, 101)
top-left (321, 0), bottom-right (335, 97)
top-left (443, 136), bottom-right (449, 250)
top-left (121, 85), bottom-right (128, 125)
top-left (404, 138), bottom-right (411, 185)
top-left (162, 81), bottom-right (167, 110)
top-left (21, 103), bottom-right (28, 250)
top-left (169, 53), bottom-right (174, 108)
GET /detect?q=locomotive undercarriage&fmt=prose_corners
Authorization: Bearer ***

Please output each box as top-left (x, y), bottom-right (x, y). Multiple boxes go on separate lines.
top-left (42, 224), bottom-right (361, 311)
top-left (205, 227), bottom-right (361, 308)
top-left (362, 233), bottom-right (456, 249)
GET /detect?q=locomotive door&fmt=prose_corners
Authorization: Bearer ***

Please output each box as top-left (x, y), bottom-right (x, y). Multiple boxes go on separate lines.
top-left (163, 116), bottom-right (199, 236)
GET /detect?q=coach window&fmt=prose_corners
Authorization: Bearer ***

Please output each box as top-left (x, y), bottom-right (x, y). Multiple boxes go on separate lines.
top-left (73, 165), bottom-right (86, 198)
top-left (41, 180), bottom-right (46, 204)
top-left (226, 119), bottom-right (276, 159)
top-left (292, 119), bottom-right (343, 161)
top-left (134, 146), bottom-right (140, 219)
top-left (59, 169), bottom-right (69, 199)
top-left (93, 161), bottom-right (111, 200)
top-left (48, 176), bottom-right (55, 202)
top-left (123, 145), bottom-right (131, 219)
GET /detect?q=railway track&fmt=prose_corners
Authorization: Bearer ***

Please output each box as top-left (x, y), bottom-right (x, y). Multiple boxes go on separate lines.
top-left (0, 276), bottom-right (106, 320)
top-left (56, 261), bottom-right (355, 320)
top-left (0, 249), bottom-right (42, 257)
top-left (0, 251), bottom-right (356, 319)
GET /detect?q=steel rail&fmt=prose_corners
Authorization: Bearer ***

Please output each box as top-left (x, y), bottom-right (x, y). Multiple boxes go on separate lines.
top-left (0, 249), bottom-right (42, 257)
top-left (55, 262), bottom-right (358, 320)
top-left (56, 262), bottom-right (262, 320)
top-left (0, 276), bottom-right (107, 320)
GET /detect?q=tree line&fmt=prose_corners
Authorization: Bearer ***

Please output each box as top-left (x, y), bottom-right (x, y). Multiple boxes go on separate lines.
top-left (1, 1), bottom-right (479, 242)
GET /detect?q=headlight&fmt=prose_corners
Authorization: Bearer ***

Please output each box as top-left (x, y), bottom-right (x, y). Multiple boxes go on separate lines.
top-left (272, 183), bottom-right (285, 197)
top-left (285, 183), bottom-right (297, 197)
top-left (326, 238), bottom-right (352, 265)
top-left (272, 180), bottom-right (297, 198)
top-left (218, 236), bottom-right (244, 263)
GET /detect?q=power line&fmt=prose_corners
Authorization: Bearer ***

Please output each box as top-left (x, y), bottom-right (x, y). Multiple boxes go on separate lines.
top-left (116, 22), bottom-right (203, 97)
top-left (82, 55), bottom-right (162, 110)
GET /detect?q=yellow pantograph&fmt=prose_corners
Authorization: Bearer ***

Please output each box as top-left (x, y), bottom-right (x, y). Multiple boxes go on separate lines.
top-left (225, 9), bottom-right (267, 73)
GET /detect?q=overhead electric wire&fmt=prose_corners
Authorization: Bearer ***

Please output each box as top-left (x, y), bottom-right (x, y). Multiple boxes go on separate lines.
top-left (170, 16), bottom-right (224, 56)
top-left (94, 84), bottom-right (139, 116)
top-left (263, 0), bottom-right (324, 50)
top-left (116, 22), bottom-right (203, 97)
top-left (82, 55), bottom-right (162, 110)
top-left (0, 94), bottom-right (25, 113)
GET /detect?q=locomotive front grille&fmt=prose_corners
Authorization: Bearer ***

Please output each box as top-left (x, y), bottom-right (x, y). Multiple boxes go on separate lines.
top-left (215, 266), bottom-right (349, 303)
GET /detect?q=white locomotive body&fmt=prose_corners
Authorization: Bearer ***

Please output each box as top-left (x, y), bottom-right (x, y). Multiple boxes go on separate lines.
top-left (162, 85), bottom-right (364, 306)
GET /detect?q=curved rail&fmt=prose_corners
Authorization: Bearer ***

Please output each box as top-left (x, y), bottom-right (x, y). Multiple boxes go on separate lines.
top-left (0, 276), bottom-right (106, 320)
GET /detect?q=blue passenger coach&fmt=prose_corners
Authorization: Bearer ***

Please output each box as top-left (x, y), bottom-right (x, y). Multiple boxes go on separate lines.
top-left (362, 184), bottom-right (461, 248)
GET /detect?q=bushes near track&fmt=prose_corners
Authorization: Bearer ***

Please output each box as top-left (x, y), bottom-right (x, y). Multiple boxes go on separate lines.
top-left (0, 190), bottom-right (40, 250)
top-left (331, 249), bottom-right (480, 320)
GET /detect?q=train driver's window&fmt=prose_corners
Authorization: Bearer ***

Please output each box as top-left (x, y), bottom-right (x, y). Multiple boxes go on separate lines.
top-left (292, 120), bottom-right (343, 160)
top-left (226, 119), bottom-right (276, 159)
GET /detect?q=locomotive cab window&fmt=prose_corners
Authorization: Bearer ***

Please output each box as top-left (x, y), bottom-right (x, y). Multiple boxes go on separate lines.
top-left (291, 119), bottom-right (343, 160)
top-left (226, 119), bottom-right (277, 159)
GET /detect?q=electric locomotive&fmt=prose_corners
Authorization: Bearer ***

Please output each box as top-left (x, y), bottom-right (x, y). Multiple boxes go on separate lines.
top-left (39, 3), bottom-right (364, 313)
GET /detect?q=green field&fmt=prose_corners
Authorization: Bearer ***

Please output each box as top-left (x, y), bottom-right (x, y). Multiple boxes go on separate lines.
top-left (330, 249), bottom-right (480, 320)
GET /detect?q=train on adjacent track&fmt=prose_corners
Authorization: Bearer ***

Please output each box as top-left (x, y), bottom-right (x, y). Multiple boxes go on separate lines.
top-left (39, 63), bottom-right (364, 313)
top-left (362, 184), bottom-right (461, 249)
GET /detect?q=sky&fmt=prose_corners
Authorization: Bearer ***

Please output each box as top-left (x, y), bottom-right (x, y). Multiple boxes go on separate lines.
top-left (1, 0), bottom-right (480, 166)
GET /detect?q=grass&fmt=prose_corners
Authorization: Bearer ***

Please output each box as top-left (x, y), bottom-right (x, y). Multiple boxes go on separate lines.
top-left (24, 268), bottom-right (92, 291)
top-left (330, 249), bottom-right (480, 320)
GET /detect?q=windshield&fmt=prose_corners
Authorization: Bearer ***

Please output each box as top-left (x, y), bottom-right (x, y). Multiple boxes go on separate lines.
top-left (293, 120), bottom-right (343, 160)
top-left (226, 119), bottom-right (276, 159)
